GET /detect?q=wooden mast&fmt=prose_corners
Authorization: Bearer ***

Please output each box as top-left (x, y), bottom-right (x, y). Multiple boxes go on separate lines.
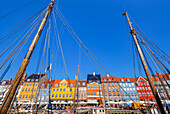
top-left (0, 1), bottom-right (55, 113)
top-left (123, 11), bottom-right (166, 114)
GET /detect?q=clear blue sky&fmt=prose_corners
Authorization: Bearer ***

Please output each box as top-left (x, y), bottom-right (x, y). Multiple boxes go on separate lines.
top-left (0, 0), bottom-right (170, 80)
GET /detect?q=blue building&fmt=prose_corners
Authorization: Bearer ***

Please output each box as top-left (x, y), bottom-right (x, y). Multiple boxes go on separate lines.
top-left (117, 77), bottom-right (139, 104)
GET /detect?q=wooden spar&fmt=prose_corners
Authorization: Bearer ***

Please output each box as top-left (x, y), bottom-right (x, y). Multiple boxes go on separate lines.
top-left (123, 11), bottom-right (166, 114)
top-left (73, 65), bottom-right (79, 113)
top-left (0, 1), bottom-right (55, 113)
top-left (76, 66), bottom-right (79, 108)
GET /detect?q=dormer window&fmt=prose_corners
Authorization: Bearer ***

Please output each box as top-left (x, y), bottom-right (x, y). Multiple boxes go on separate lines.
top-left (121, 79), bottom-right (124, 82)
top-left (112, 78), bottom-right (115, 81)
top-left (103, 79), bottom-right (106, 81)
top-left (127, 79), bottom-right (130, 81)
top-left (108, 79), bottom-right (111, 81)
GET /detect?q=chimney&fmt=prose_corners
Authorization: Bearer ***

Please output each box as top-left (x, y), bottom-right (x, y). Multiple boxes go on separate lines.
top-left (93, 72), bottom-right (95, 76)
top-left (106, 74), bottom-right (109, 77)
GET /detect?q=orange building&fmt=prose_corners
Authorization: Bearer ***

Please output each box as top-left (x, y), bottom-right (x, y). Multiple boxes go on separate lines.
top-left (87, 72), bottom-right (103, 106)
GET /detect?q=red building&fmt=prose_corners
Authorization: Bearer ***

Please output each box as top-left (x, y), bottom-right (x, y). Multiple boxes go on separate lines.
top-left (136, 76), bottom-right (155, 102)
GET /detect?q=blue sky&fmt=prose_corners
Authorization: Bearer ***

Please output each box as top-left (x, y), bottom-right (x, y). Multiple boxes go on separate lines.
top-left (0, 0), bottom-right (170, 80)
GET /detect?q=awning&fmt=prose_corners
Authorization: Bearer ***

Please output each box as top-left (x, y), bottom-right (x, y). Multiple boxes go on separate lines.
top-left (87, 102), bottom-right (98, 104)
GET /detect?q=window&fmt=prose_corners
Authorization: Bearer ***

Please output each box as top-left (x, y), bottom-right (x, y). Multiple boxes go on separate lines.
top-left (35, 79), bottom-right (38, 82)
top-left (78, 82), bottom-right (80, 85)
top-left (120, 79), bottom-right (124, 82)
top-left (94, 86), bottom-right (95, 89)
top-left (111, 83), bottom-right (114, 86)
top-left (82, 82), bottom-right (85, 86)
top-left (88, 85), bottom-right (90, 89)
top-left (107, 83), bottom-right (110, 86)
top-left (63, 94), bottom-right (65, 97)
top-left (131, 83), bottom-right (134, 86)
top-left (141, 83), bottom-right (143, 85)
top-left (91, 86), bottom-right (93, 89)
top-left (97, 86), bottom-right (98, 89)
top-left (113, 93), bottom-right (116, 96)
top-left (94, 92), bottom-right (96, 95)
top-left (108, 87), bottom-right (111, 91)
top-left (99, 86), bottom-right (101, 89)
top-left (60, 88), bottom-right (62, 91)
top-left (30, 83), bottom-right (32, 86)
top-left (22, 88), bottom-right (24, 92)
top-left (25, 88), bottom-right (27, 91)
top-left (109, 93), bottom-right (112, 96)
top-left (52, 94), bottom-right (54, 97)
top-left (127, 79), bottom-right (130, 81)
top-left (104, 87), bottom-right (106, 91)
top-left (70, 84), bottom-right (73, 87)
top-left (53, 89), bottom-right (55, 91)
top-left (61, 84), bottom-right (63, 86)
top-left (63, 88), bottom-right (65, 91)
top-left (70, 88), bottom-right (72, 91)
top-left (108, 79), bottom-right (111, 81)
top-left (57, 88), bottom-right (59, 91)
top-left (19, 95), bottom-right (22, 98)
top-left (23, 95), bottom-right (25, 98)
top-left (29, 95), bottom-right (31, 98)
top-left (59, 94), bottom-right (61, 97)
top-left (112, 87), bottom-right (115, 91)
top-left (66, 94), bottom-right (68, 97)
top-left (34, 88), bottom-right (36, 91)
top-left (148, 87), bottom-right (151, 90)
top-left (55, 84), bottom-right (58, 87)
top-left (91, 92), bottom-right (93, 95)
top-left (67, 88), bottom-right (69, 91)
top-left (69, 94), bottom-right (72, 97)
top-left (27, 83), bottom-right (29, 86)
top-left (24, 83), bottom-right (26, 86)
top-left (64, 84), bottom-right (66, 86)
top-left (55, 94), bottom-right (58, 97)
top-left (145, 87), bottom-right (147, 90)
top-left (117, 93), bottom-right (120, 96)
top-left (31, 88), bottom-right (33, 91)
top-left (130, 88), bottom-right (132, 91)
top-left (36, 83), bottom-right (38, 86)
top-left (32, 95), bottom-right (34, 98)
top-left (147, 92), bottom-right (150, 96)
top-left (28, 88), bottom-right (30, 91)
top-left (103, 79), bottom-right (106, 81)
top-left (127, 88), bottom-right (129, 91)
top-left (116, 88), bottom-right (119, 92)
top-left (88, 92), bottom-right (90, 95)
top-left (84, 93), bottom-right (86, 97)
top-left (97, 92), bottom-right (99, 95)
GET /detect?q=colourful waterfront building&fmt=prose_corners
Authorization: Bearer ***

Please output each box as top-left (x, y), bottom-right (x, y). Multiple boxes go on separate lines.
top-left (136, 76), bottom-right (155, 102)
top-left (75, 80), bottom-right (87, 104)
top-left (117, 77), bottom-right (139, 104)
top-left (17, 74), bottom-right (46, 102)
top-left (50, 79), bottom-right (76, 101)
top-left (101, 75), bottom-right (122, 107)
top-left (34, 79), bottom-right (55, 103)
top-left (87, 72), bottom-right (103, 106)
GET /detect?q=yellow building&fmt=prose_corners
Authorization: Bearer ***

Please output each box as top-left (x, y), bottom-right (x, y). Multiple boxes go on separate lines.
top-left (17, 74), bottom-right (46, 102)
top-left (50, 79), bottom-right (76, 101)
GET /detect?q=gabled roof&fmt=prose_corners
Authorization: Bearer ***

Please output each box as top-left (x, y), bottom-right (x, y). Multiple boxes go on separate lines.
top-left (116, 77), bottom-right (136, 82)
top-left (25, 73), bottom-right (46, 82)
top-left (87, 73), bottom-right (101, 84)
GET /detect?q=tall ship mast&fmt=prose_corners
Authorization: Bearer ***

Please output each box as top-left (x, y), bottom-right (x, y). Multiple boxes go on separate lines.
top-left (0, 0), bottom-right (55, 113)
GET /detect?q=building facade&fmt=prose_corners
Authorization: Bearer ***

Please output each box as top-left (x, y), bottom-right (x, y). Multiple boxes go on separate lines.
top-left (50, 79), bottom-right (76, 101)
top-left (17, 74), bottom-right (46, 102)
top-left (117, 77), bottom-right (139, 103)
top-left (75, 80), bottom-right (87, 102)
top-left (136, 76), bottom-right (155, 102)
top-left (101, 76), bottom-right (122, 107)
top-left (87, 72), bottom-right (103, 106)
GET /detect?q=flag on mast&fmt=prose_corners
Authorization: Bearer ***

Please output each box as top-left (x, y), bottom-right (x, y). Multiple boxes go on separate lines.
top-left (44, 63), bottom-right (52, 72)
